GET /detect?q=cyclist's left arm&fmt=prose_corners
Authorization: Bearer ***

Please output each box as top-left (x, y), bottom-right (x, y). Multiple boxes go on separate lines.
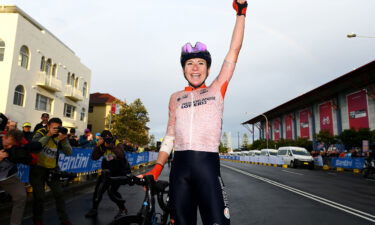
top-left (212, 1), bottom-right (247, 98)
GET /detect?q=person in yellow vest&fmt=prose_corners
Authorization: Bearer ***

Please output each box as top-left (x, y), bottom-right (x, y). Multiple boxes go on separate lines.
top-left (31, 117), bottom-right (73, 225)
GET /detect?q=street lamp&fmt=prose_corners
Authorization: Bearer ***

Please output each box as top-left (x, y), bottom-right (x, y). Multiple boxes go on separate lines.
top-left (347, 33), bottom-right (375, 38)
top-left (244, 112), bottom-right (269, 149)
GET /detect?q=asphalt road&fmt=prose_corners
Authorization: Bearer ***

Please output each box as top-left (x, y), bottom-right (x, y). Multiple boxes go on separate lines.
top-left (6, 161), bottom-right (375, 225)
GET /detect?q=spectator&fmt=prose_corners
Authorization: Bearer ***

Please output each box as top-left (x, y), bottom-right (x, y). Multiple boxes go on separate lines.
top-left (33, 113), bottom-right (49, 133)
top-left (6, 120), bottom-right (18, 131)
top-left (79, 128), bottom-right (95, 148)
top-left (94, 133), bottom-right (101, 146)
top-left (31, 117), bottom-right (73, 225)
top-left (22, 122), bottom-right (33, 143)
top-left (0, 130), bottom-right (29, 225)
top-left (67, 128), bottom-right (79, 147)
top-left (85, 130), bottom-right (131, 218)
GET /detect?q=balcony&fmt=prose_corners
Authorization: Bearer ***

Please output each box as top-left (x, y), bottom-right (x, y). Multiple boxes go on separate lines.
top-left (36, 71), bottom-right (62, 92)
top-left (65, 85), bottom-right (83, 101)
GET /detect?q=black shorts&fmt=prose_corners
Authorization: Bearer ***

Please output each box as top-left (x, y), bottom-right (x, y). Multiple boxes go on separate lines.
top-left (169, 150), bottom-right (230, 225)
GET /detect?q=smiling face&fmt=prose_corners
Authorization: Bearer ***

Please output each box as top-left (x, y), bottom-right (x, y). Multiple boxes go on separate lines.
top-left (183, 58), bottom-right (210, 88)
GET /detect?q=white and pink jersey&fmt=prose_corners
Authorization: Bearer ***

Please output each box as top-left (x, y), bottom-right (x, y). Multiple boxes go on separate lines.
top-left (165, 60), bottom-right (236, 153)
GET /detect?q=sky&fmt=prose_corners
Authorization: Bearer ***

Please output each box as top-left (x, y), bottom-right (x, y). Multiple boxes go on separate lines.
top-left (4, 0), bottom-right (375, 148)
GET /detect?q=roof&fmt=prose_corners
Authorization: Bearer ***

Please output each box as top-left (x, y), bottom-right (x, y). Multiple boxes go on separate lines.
top-left (90, 93), bottom-right (120, 105)
top-left (243, 60), bottom-right (375, 125)
top-left (0, 5), bottom-right (75, 55)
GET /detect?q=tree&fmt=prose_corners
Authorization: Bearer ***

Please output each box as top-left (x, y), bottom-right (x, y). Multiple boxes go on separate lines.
top-left (111, 98), bottom-right (150, 146)
top-left (222, 132), bottom-right (229, 148)
top-left (241, 133), bottom-right (250, 150)
top-left (149, 134), bottom-right (156, 150)
top-left (219, 142), bottom-right (228, 153)
top-left (316, 130), bottom-right (336, 150)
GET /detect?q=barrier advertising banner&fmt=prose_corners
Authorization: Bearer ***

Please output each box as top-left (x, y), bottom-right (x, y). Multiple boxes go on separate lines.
top-left (273, 119), bottom-right (280, 141)
top-left (17, 149), bottom-right (158, 183)
top-left (299, 109), bottom-right (310, 139)
top-left (347, 90), bottom-right (369, 130)
top-left (285, 114), bottom-right (293, 140)
top-left (331, 158), bottom-right (365, 169)
top-left (319, 101), bottom-right (334, 135)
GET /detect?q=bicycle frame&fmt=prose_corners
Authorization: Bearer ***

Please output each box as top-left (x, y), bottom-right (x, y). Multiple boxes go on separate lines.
top-left (105, 171), bottom-right (170, 225)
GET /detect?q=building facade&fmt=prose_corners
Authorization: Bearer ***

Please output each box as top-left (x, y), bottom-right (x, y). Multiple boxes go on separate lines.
top-left (0, 6), bottom-right (91, 134)
top-left (88, 93), bottom-right (122, 134)
top-left (243, 61), bottom-right (375, 142)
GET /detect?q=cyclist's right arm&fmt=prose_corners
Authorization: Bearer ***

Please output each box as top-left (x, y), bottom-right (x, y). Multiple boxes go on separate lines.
top-left (145, 94), bottom-right (177, 180)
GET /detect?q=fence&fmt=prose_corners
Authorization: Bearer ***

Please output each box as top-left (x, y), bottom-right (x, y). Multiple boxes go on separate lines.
top-left (220, 155), bottom-right (365, 170)
top-left (17, 148), bottom-right (159, 182)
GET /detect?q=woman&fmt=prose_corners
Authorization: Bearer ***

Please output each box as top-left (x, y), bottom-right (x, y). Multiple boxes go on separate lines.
top-left (144, 1), bottom-right (248, 224)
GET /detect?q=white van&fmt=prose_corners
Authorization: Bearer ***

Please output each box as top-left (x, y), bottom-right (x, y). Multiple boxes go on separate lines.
top-left (249, 150), bottom-right (261, 156)
top-left (277, 146), bottom-right (314, 169)
top-left (260, 149), bottom-right (278, 157)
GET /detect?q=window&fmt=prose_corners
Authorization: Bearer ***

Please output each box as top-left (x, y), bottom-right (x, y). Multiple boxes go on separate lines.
top-left (74, 77), bottom-right (79, 88)
top-left (70, 74), bottom-right (75, 86)
top-left (89, 105), bottom-right (94, 113)
top-left (0, 39), bottom-right (5, 61)
top-left (19, 45), bottom-right (29, 69)
top-left (45, 58), bottom-right (52, 75)
top-left (83, 82), bottom-right (87, 97)
top-left (35, 93), bottom-right (52, 112)
top-left (64, 103), bottom-right (76, 118)
top-left (80, 108), bottom-right (85, 121)
top-left (67, 72), bottom-right (71, 84)
top-left (40, 56), bottom-right (45, 71)
top-left (87, 124), bottom-right (92, 131)
top-left (13, 85), bottom-right (25, 106)
top-left (52, 64), bottom-right (57, 76)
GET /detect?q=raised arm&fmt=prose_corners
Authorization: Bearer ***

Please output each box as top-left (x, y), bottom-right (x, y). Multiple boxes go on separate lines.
top-left (212, 0), bottom-right (247, 97)
top-left (225, 0), bottom-right (247, 63)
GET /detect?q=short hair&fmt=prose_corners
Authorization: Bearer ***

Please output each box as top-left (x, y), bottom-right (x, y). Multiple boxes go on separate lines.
top-left (70, 128), bottom-right (76, 133)
top-left (5, 129), bottom-right (24, 144)
top-left (48, 117), bottom-right (62, 125)
top-left (41, 113), bottom-right (49, 118)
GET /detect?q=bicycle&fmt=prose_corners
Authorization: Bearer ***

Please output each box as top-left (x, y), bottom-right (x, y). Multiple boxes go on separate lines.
top-left (104, 171), bottom-right (171, 225)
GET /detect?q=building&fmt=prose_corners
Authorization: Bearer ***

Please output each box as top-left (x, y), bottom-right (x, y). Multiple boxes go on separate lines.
top-left (88, 92), bottom-right (122, 134)
top-left (0, 6), bottom-right (91, 134)
top-left (243, 61), bottom-right (375, 143)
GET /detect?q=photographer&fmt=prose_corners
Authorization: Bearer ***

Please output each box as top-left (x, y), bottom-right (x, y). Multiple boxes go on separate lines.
top-left (85, 130), bottom-right (131, 219)
top-left (31, 118), bottom-right (73, 225)
top-left (0, 129), bottom-right (28, 225)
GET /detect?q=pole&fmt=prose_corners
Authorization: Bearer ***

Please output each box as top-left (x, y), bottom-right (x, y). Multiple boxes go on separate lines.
top-left (261, 114), bottom-right (269, 149)
top-left (237, 131), bottom-right (240, 150)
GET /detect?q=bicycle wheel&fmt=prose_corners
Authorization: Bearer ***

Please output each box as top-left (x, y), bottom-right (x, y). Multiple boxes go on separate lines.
top-left (110, 215), bottom-right (143, 225)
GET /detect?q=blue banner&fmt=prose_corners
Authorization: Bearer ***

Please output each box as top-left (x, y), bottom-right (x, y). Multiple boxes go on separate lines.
top-left (331, 158), bottom-right (365, 169)
top-left (17, 148), bottom-right (157, 183)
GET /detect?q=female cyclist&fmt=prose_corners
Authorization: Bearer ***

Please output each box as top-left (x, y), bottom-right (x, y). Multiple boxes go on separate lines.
top-left (144, 1), bottom-right (248, 224)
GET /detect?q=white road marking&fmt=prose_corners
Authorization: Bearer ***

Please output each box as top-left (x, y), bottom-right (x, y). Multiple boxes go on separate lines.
top-left (222, 164), bottom-right (375, 223)
top-left (282, 170), bottom-right (304, 176)
top-left (366, 179), bottom-right (375, 182)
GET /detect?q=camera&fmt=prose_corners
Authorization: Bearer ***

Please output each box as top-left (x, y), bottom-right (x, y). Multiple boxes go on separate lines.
top-left (48, 168), bottom-right (77, 182)
top-left (103, 136), bottom-right (114, 144)
top-left (52, 126), bottom-right (68, 138)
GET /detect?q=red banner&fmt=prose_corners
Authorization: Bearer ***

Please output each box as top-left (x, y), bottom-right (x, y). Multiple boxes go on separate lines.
top-left (273, 119), bottom-right (280, 141)
top-left (299, 109), bottom-right (310, 138)
top-left (319, 101), bottom-right (334, 135)
top-left (347, 90), bottom-right (369, 130)
top-left (285, 114), bottom-right (293, 140)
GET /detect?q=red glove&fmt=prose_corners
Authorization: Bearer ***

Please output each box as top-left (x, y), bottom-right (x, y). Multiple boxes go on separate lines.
top-left (30, 153), bottom-right (38, 165)
top-left (145, 163), bottom-right (163, 181)
top-left (233, 0), bottom-right (248, 16)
